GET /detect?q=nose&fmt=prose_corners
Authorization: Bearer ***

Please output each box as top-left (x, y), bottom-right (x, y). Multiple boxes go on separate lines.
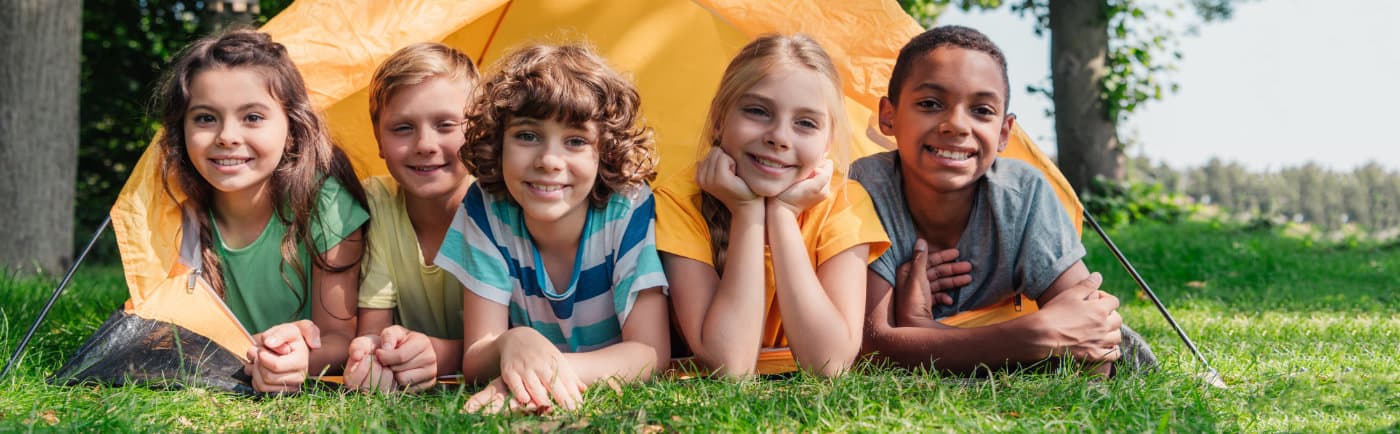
top-left (413, 129), bottom-right (437, 155)
top-left (534, 142), bottom-right (565, 172)
top-left (216, 123), bottom-right (240, 147)
top-left (939, 109), bottom-right (971, 137)
top-left (763, 124), bottom-right (792, 150)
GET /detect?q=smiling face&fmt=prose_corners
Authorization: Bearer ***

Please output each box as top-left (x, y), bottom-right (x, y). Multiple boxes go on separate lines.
top-left (183, 67), bottom-right (289, 205)
top-left (375, 76), bottom-right (472, 201)
top-left (716, 64), bottom-right (834, 197)
top-left (880, 46), bottom-right (1013, 196)
top-left (500, 116), bottom-right (601, 231)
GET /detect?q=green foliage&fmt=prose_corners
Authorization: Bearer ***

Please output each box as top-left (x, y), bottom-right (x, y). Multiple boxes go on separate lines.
top-left (5, 223), bottom-right (1399, 431)
top-left (1084, 175), bottom-right (1196, 228)
top-left (76, 1), bottom-right (292, 258)
top-left (897, 0), bottom-right (1236, 123)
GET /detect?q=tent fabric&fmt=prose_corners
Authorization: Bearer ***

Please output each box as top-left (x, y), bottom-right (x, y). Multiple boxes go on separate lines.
top-left (108, 0), bottom-right (1083, 378)
top-left (52, 310), bottom-right (254, 394)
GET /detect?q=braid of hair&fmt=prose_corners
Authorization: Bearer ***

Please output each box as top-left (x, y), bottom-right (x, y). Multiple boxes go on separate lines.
top-left (699, 191), bottom-right (733, 276)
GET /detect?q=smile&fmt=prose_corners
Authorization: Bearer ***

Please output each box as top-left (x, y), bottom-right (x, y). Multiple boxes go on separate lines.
top-left (923, 145), bottom-right (975, 161)
top-left (408, 164), bottom-right (446, 173)
top-left (748, 153), bottom-right (794, 172)
top-left (526, 182), bottom-right (568, 192)
top-left (212, 158), bottom-right (250, 166)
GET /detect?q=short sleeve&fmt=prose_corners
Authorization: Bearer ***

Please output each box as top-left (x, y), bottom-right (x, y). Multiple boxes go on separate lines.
top-left (652, 170), bottom-right (714, 266)
top-left (358, 178), bottom-right (397, 309)
top-left (1014, 172), bottom-right (1086, 299)
top-left (434, 185), bottom-right (514, 306)
top-left (311, 176), bottom-right (370, 253)
top-left (609, 188), bottom-right (670, 327)
top-left (813, 180), bottom-right (890, 267)
top-left (849, 152), bottom-right (909, 288)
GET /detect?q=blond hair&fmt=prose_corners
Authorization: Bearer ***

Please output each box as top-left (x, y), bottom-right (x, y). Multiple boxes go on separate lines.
top-left (369, 42), bottom-right (478, 130)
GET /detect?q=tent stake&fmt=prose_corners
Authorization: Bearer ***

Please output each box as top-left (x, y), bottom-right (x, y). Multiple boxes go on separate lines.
top-left (1, 216), bottom-right (111, 380)
top-left (1082, 210), bottom-right (1222, 383)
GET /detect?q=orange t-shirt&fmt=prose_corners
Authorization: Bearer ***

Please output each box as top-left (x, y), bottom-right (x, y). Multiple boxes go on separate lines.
top-left (654, 165), bottom-right (890, 347)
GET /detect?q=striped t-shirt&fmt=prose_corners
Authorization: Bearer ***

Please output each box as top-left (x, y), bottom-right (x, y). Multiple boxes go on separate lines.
top-left (435, 183), bottom-right (668, 352)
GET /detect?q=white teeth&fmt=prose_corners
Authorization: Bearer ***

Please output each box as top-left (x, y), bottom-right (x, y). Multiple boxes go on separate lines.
top-left (411, 165), bottom-right (441, 172)
top-left (753, 155), bottom-right (786, 169)
top-left (528, 183), bottom-right (564, 192)
top-left (933, 148), bottom-right (972, 161)
top-left (213, 159), bottom-right (246, 166)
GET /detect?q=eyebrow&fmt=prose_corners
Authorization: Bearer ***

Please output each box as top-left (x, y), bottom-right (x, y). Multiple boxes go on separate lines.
top-left (186, 102), bottom-right (275, 113)
top-left (738, 92), bottom-right (829, 117)
top-left (910, 82), bottom-right (1003, 101)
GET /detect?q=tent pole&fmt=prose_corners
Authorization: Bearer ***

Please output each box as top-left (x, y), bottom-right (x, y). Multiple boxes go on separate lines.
top-left (1, 216), bottom-right (111, 381)
top-left (1082, 210), bottom-right (1220, 379)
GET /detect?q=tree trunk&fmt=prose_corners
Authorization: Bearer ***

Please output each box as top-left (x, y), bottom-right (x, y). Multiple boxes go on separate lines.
top-left (1049, 0), bottom-right (1122, 194)
top-left (0, 0), bottom-right (82, 275)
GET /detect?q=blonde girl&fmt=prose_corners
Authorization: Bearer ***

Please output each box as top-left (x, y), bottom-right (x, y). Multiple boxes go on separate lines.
top-left (654, 33), bottom-right (890, 377)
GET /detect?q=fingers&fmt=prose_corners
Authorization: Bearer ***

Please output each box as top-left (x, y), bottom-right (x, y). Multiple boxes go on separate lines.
top-left (379, 325), bottom-right (408, 350)
top-left (501, 370), bottom-right (534, 406)
top-left (293, 319), bottom-right (322, 349)
top-left (909, 239), bottom-right (929, 282)
top-left (464, 379), bottom-right (511, 415)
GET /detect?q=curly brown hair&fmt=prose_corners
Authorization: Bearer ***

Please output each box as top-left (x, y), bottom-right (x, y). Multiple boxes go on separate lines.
top-left (459, 43), bottom-right (656, 207)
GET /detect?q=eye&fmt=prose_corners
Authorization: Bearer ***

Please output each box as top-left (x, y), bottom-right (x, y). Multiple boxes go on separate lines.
top-left (914, 99), bottom-right (942, 111)
top-left (741, 105), bottom-right (771, 119)
top-left (390, 124), bottom-right (414, 134)
top-left (795, 118), bottom-right (821, 130)
top-left (243, 113), bottom-right (265, 123)
top-left (436, 120), bottom-right (461, 132)
top-left (513, 130), bottom-right (539, 143)
top-left (972, 105), bottom-right (998, 117)
top-left (565, 136), bottom-right (592, 148)
top-left (191, 113), bottom-right (216, 125)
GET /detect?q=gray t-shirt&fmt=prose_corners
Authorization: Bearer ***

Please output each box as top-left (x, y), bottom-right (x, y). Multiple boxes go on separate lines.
top-left (849, 151), bottom-right (1085, 319)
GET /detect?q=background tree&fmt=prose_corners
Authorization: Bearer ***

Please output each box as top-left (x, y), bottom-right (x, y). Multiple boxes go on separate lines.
top-left (899, 0), bottom-right (1239, 194)
top-left (1, 1), bottom-right (83, 275)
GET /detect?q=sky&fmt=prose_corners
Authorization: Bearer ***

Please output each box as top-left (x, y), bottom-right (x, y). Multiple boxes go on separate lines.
top-left (938, 0), bottom-right (1400, 172)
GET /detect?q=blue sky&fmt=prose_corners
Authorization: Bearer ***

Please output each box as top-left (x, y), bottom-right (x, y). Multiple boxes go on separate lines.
top-left (938, 0), bottom-right (1400, 171)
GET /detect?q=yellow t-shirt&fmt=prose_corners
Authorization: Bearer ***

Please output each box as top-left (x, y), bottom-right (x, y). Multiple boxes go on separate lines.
top-left (653, 165), bottom-right (890, 347)
top-left (359, 176), bottom-right (464, 339)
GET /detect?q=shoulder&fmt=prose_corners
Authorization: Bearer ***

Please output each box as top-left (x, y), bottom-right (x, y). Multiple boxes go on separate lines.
top-left (849, 150), bottom-right (900, 183)
top-left (362, 176), bottom-right (400, 211)
top-left (651, 164), bottom-right (702, 216)
top-left (983, 158), bottom-right (1052, 202)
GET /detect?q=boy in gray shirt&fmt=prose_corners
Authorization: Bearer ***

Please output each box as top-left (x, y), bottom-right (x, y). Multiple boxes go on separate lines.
top-left (851, 25), bottom-right (1154, 376)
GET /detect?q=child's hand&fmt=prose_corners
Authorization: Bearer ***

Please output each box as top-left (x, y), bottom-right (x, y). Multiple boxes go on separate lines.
top-left (1035, 273), bottom-right (1123, 368)
top-left (462, 378), bottom-right (552, 415)
top-left (345, 335), bottom-right (396, 393)
top-left (771, 159), bottom-right (833, 215)
top-left (245, 320), bottom-right (318, 393)
top-left (497, 329), bottom-right (586, 412)
top-left (374, 326), bottom-right (438, 392)
top-left (894, 239), bottom-right (971, 327)
top-left (697, 147), bottom-right (761, 211)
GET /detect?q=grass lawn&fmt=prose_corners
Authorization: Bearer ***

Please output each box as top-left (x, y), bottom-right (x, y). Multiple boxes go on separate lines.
top-left (1, 220), bottom-right (1397, 432)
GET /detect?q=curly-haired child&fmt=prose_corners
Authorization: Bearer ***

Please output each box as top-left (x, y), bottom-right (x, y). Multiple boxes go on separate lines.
top-left (434, 43), bottom-right (669, 413)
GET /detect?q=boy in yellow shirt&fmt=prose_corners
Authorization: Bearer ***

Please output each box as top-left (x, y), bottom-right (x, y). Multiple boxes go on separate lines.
top-left (345, 43), bottom-right (478, 391)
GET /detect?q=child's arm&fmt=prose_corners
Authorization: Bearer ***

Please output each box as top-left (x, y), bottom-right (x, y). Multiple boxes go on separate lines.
top-left (460, 290), bottom-right (585, 411)
top-left (560, 287), bottom-right (669, 382)
top-left (667, 148), bottom-right (770, 377)
top-left (765, 160), bottom-right (867, 376)
top-left (861, 261), bottom-right (1123, 373)
top-left (306, 227), bottom-right (364, 374)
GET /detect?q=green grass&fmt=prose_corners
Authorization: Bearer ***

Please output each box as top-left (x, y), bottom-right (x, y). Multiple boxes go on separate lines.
top-left (2, 220), bottom-right (1397, 432)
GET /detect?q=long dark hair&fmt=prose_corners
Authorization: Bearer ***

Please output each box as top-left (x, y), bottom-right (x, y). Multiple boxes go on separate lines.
top-left (154, 29), bottom-right (366, 313)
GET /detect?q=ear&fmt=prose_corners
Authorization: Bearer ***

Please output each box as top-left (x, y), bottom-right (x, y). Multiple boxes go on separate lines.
top-left (998, 113), bottom-right (1016, 153)
top-left (878, 96), bottom-right (896, 136)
